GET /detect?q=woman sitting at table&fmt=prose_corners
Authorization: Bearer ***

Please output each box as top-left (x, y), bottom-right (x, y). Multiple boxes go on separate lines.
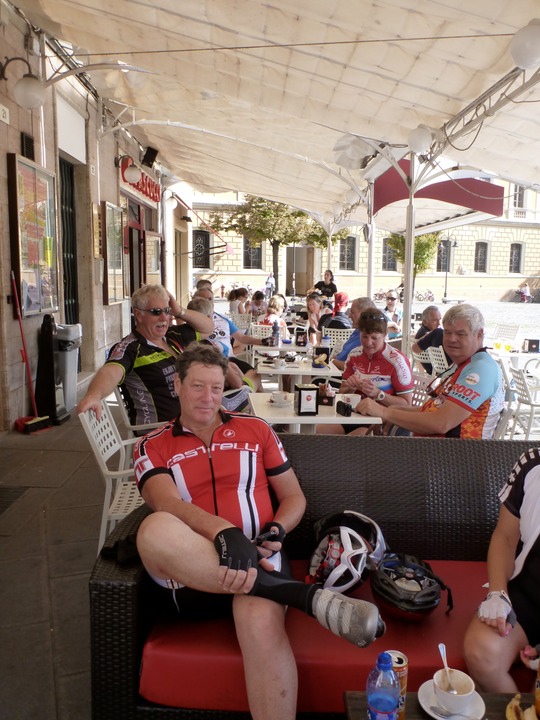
top-left (228, 287), bottom-right (250, 314)
top-left (305, 292), bottom-right (332, 343)
top-left (250, 290), bottom-right (268, 318)
top-left (316, 311), bottom-right (413, 436)
top-left (259, 294), bottom-right (290, 339)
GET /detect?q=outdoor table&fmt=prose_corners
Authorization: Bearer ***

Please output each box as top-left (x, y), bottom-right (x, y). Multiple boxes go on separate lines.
top-left (344, 691), bottom-right (534, 720)
top-left (247, 392), bottom-right (380, 434)
top-left (255, 357), bottom-right (342, 389)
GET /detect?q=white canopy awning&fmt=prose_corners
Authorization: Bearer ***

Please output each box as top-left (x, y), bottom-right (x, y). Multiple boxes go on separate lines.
top-left (12, 0), bottom-right (540, 231)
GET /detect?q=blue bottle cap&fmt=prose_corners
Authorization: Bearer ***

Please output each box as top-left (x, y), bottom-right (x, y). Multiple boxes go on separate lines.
top-left (377, 652), bottom-right (393, 670)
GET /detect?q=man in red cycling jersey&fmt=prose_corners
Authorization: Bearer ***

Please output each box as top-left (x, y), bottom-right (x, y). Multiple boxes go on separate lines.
top-left (134, 342), bottom-right (384, 720)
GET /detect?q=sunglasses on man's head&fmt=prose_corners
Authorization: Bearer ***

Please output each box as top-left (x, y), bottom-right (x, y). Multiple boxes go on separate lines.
top-left (138, 307), bottom-right (172, 316)
top-left (360, 312), bottom-right (387, 322)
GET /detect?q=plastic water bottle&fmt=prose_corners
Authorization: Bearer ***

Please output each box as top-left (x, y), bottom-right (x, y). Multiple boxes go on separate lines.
top-left (366, 652), bottom-right (399, 720)
top-left (272, 319), bottom-right (280, 346)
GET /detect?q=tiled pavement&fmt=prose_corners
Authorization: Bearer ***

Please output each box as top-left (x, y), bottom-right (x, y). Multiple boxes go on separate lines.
top-left (0, 406), bottom-right (109, 720)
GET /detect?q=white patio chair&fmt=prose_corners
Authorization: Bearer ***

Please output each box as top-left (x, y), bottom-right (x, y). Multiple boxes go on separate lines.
top-left (79, 399), bottom-right (144, 553)
top-left (249, 323), bottom-right (275, 364)
top-left (325, 327), bottom-right (354, 357)
top-left (410, 373), bottom-right (431, 407)
top-left (491, 323), bottom-right (521, 347)
top-left (427, 346), bottom-right (450, 375)
top-left (112, 387), bottom-right (166, 438)
top-left (229, 312), bottom-right (252, 332)
top-left (411, 349), bottom-right (433, 375)
top-left (508, 367), bottom-right (540, 440)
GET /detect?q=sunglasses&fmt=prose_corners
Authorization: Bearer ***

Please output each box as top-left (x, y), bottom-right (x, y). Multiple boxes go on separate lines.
top-left (137, 307), bottom-right (172, 316)
top-left (360, 312), bottom-right (387, 322)
top-left (386, 296), bottom-right (398, 301)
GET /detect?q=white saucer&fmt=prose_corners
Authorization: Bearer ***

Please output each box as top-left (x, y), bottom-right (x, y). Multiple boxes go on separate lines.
top-left (269, 399), bottom-right (293, 407)
top-left (417, 680), bottom-right (485, 720)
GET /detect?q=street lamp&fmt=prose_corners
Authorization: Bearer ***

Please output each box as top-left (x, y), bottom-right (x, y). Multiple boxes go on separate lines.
top-left (439, 235), bottom-right (458, 302)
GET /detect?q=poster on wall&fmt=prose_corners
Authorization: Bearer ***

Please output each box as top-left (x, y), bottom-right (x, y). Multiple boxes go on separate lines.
top-left (7, 154), bottom-right (59, 317)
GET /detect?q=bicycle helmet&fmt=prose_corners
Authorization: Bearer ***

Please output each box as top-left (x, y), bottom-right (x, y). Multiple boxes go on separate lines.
top-left (371, 552), bottom-right (453, 620)
top-left (307, 511), bottom-right (387, 593)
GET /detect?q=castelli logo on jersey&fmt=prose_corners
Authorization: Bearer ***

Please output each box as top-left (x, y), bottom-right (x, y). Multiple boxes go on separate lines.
top-left (223, 429), bottom-right (235, 438)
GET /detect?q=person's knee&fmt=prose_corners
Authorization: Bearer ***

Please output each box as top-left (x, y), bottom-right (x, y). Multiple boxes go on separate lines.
top-left (137, 511), bottom-right (184, 557)
top-left (234, 596), bottom-right (286, 643)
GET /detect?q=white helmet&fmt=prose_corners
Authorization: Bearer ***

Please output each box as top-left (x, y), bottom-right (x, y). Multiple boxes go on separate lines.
top-left (307, 511), bottom-right (387, 593)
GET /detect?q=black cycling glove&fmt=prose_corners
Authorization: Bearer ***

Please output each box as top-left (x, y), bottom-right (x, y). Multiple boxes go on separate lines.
top-left (258, 521), bottom-right (286, 546)
top-left (214, 527), bottom-right (260, 572)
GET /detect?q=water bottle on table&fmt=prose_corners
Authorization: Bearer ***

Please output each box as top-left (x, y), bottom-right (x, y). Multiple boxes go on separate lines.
top-left (366, 651), bottom-right (399, 720)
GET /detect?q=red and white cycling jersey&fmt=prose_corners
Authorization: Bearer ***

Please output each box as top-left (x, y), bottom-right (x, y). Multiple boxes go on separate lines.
top-left (342, 343), bottom-right (413, 396)
top-left (134, 411), bottom-right (291, 540)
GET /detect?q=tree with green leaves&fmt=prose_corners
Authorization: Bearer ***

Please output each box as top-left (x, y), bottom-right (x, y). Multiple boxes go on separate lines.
top-left (209, 195), bottom-right (352, 292)
top-left (386, 231), bottom-right (441, 295)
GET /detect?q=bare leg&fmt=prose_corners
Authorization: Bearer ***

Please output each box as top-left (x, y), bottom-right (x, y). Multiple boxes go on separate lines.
top-left (233, 595), bottom-right (297, 720)
top-left (137, 512), bottom-right (227, 592)
top-left (463, 614), bottom-right (528, 692)
top-left (315, 423), bottom-right (345, 435)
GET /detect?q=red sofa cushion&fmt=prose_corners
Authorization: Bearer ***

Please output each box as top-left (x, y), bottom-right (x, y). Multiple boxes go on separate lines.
top-left (139, 560), bottom-right (531, 713)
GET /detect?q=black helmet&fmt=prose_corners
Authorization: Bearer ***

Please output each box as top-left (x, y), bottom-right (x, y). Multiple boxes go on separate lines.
top-left (307, 511), bottom-right (386, 593)
top-left (371, 552), bottom-right (453, 620)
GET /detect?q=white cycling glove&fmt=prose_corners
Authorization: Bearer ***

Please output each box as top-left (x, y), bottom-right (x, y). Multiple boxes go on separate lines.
top-left (477, 590), bottom-right (516, 626)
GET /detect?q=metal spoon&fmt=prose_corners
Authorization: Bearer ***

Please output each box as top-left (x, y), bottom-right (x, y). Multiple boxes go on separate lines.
top-left (438, 642), bottom-right (458, 694)
top-left (430, 705), bottom-right (480, 720)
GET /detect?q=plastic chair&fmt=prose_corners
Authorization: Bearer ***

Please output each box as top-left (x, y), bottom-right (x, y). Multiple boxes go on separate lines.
top-left (325, 327), bottom-right (354, 356)
top-left (491, 324), bottom-right (521, 347)
top-left (410, 373), bottom-right (430, 407)
top-left (411, 349), bottom-right (433, 375)
top-left (229, 312), bottom-right (252, 332)
top-left (112, 387), bottom-right (166, 438)
top-left (508, 367), bottom-right (540, 440)
top-left (427, 346), bottom-right (450, 374)
top-left (249, 324), bottom-right (275, 364)
top-left (79, 399), bottom-right (144, 553)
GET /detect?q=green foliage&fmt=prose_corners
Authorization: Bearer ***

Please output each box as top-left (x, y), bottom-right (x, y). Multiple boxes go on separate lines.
top-left (209, 195), bottom-right (353, 249)
top-left (209, 195), bottom-right (355, 290)
top-left (386, 231), bottom-right (440, 284)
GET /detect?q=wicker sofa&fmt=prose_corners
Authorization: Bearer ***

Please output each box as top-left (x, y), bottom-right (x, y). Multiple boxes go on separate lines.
top-left (89, 435), bottom-right (534, 720)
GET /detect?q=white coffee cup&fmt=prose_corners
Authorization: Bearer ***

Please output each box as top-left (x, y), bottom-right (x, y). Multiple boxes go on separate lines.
top-left (433, 668), bottom-right (475, 715)
top-left (271, 390), bottom-right (289, 405)
top-left (273, 357), bottom-right (286, 369)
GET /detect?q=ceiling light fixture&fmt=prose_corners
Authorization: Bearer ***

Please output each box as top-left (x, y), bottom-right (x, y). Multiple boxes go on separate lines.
top-left (0, 56), bottom-right (45, 109)
top-left (407, 125), bottom-right (435, 154)
top-left (114, 155), bottom-right (142, 184)
top-left (510, 19), bottom-right (540, 69)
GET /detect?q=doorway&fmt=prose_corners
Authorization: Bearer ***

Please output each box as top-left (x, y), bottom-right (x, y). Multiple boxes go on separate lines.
top-left (59, 157), bottom-right (79, 324)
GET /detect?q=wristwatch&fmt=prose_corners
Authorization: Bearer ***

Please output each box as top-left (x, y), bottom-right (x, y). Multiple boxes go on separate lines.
top-left (376, 390), bottom-right (385, 402)
top-left (174, 307), bottom-right (186, 318)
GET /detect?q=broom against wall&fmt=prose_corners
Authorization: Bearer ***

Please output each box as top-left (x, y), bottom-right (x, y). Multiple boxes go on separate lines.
top-left (11, 271), bottom-right (52, 434)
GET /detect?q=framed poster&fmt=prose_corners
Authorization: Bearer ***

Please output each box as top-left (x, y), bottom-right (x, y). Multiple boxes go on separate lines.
top-left (8, 154), bottom-right (59, 317)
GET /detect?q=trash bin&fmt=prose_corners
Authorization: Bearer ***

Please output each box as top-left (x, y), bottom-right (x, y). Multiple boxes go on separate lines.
top-left (55, 322), bottom-right (83, 412)
top-left (35, 315), bottom-right (82, 423)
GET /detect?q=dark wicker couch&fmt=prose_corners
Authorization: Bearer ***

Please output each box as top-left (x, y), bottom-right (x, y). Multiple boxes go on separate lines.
top-left (89, 435), bottom-right (534, 720)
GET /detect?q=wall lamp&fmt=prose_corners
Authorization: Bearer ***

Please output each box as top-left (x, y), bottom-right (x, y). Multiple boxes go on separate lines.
top-left (0, 56), bottom-right (45, 109)
top-left (2, 55), bottom-right (152, 110)
top-left (114, 155), bottom-right (142, 184)
top-left (181, 215), bottom-right (192, 222)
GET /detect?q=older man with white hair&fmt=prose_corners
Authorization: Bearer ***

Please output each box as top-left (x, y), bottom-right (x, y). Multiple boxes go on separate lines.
top-left (357, 304), bottom-right (505, 439)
